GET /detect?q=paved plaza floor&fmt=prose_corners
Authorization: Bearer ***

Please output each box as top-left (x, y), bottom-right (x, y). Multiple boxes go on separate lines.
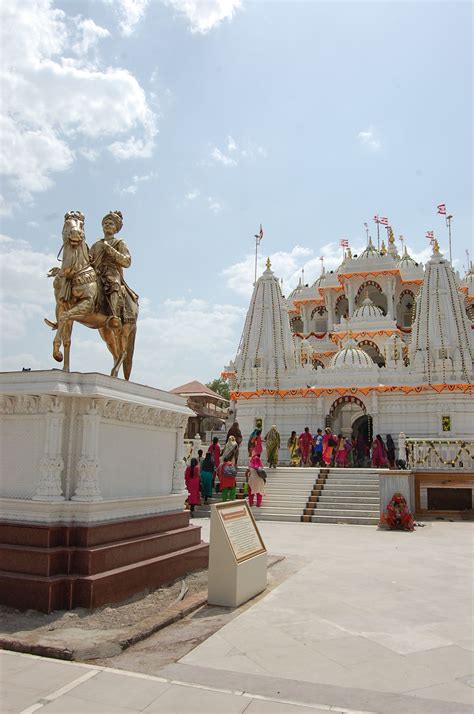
top-left (1, 521), bottom-right (473, 713)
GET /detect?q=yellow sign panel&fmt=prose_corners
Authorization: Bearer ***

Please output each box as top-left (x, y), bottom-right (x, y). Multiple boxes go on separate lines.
top-left (442, 415), bottom-right (451, 432)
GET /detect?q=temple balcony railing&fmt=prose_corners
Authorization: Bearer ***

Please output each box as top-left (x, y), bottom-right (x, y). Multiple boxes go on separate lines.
top-left (403, 437), bottom-right (474, 471)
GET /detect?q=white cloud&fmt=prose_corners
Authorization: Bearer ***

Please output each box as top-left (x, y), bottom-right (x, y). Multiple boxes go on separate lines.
top-left (104, 0), bottom-right (149, 36)
top-left (1, 0), bottom-right (157, 205)
top-left (185, 189), bottom-right (200, 200)
top-left (167, 0), bottom-right (242, 34)
top-left (0, 233), bottom-right (56, 340)
top-left (208, 138), bottom-right (267, 167)
top-left (72, 18), bottom-right (110, 55)
top-left (208, 197), bottom-right (223, 213)
top-left (357, 126), bottom-right (381, 151)
top-left (118, 172), bottom-right (156, 195)
top-left (210, 146), bottom-right (238, 167)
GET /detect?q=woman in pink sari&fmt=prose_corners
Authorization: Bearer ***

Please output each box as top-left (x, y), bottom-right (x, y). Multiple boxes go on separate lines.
top-left (322, 427), bottom-right (336, 466)
top-left (335, 434), bottom-right (348, 467)
top-left (371, 435), bottom-right (388, 467)
top-left (250, 429), bottom-right (263, 458)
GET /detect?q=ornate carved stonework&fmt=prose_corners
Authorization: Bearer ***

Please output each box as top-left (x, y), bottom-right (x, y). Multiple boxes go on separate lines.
top-left (33, 397), bottom-right (65, 501)
top-left (100, 399), bottom-right (188, 429)
top-left (33, 456), bottom-right (65, 501)
top-left (172, 459), bottom-right (186, 494)
top-left (72, 457), bottom-right (102, 501)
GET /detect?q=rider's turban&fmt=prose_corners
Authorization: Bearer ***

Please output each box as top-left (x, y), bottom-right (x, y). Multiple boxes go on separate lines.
top-left (102, 211), bottom-right (123, 232)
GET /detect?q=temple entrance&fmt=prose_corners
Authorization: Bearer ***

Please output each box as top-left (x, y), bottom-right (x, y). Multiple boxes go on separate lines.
top-left (329, 396), bottom-right (369, 438)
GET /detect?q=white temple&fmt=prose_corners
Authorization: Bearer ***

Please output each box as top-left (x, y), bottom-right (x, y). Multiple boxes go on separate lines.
top-left (224, 237), bottom-right (474, 450)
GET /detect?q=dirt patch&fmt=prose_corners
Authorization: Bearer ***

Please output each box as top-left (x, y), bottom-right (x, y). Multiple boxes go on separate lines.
top-left (0, 555), bottom-right (289, 663)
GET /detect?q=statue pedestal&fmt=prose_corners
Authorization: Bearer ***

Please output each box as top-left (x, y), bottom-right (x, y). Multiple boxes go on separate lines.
top-left (0, 371), bottom-right (208, 612)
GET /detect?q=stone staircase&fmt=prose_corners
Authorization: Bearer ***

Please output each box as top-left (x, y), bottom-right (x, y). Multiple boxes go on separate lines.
top-left (302, 468), bottom-right (380, 525)
top-left (193, 467), bottom-right (381, 526)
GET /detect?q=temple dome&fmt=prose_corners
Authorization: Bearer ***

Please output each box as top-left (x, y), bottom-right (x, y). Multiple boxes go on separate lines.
top-left (329, 338), bottom-right (375, 370)
top-left (356, 238), bottom-right (379, 262)
top-left (353, 295), bottom-right (384, 320)
top-left (397, 246), bottom-right (417, 269)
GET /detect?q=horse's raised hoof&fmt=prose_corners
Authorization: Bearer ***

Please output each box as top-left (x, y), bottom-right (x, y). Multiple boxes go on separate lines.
top-left (44, 318), bottom-right (58, 330)
top-left (53, 348), bottom-right (63, 363)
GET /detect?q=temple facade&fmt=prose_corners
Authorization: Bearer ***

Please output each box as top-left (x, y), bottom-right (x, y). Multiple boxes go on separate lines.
top-left (223, 237), bottom-right (474, 457)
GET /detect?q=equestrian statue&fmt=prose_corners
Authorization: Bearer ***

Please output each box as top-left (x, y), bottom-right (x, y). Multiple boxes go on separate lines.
top-left (45, 210), bottom-right (139, 380)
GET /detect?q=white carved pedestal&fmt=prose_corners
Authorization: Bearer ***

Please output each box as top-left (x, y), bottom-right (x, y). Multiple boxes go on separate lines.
top-left (0, 371), bottom-right (208, 612)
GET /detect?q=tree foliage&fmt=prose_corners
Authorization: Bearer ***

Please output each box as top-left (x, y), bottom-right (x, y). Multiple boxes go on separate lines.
top-left (206, 377), bottom-right (230, 400)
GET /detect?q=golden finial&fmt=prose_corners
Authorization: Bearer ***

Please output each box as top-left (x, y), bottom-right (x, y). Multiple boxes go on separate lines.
top-left (380, 240), bottom-right (387, 255)
top-left (347, 247), bottom-right (352, 258)
top-left (388, 227), bottom-right (395, 244)
top-left (433, 239), bottom-right (440, 254)
top-left (266, 257), bottom-right (271, 269)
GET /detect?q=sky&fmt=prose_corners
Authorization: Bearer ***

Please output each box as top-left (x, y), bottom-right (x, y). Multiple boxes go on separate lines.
top-left (0, 0), bottom-right (472, 390)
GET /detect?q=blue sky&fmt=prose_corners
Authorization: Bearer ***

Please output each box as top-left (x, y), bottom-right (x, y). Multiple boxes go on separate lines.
top-left (0, 0), bottom-right (471, 389)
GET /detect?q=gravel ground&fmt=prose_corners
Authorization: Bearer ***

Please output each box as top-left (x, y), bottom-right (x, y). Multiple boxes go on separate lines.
top-left (0, 570), bottom-right (208, 637)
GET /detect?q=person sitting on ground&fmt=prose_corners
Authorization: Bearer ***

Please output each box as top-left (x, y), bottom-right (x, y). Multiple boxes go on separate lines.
top-left (200, 452), bottom-right (214, 504)
top-left (184, 458), bottom-right (201, 513)
top-left (247, 455), bottom-right (266, 508)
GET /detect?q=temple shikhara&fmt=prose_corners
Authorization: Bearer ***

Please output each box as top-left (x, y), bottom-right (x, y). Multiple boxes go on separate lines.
top-left (224, 234), bottom-right (474, 456)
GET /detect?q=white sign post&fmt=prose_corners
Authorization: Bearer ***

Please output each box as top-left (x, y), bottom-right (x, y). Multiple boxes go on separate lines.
top-left (207, 500), bottom-right (267, 607)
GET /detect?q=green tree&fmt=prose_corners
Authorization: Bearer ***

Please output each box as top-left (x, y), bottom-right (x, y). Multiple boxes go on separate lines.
top-left (206, 377), bottom-right (230, 400)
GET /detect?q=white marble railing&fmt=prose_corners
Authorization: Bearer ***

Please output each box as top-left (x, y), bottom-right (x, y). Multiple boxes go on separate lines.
top-left (400, 435), bottom-right (474, 471)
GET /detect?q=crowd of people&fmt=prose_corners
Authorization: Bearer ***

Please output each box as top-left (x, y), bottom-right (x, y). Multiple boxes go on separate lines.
top-left (287, 428), bottom-right (396, 468)
top-left (184, 422), bottom-right (397, 511)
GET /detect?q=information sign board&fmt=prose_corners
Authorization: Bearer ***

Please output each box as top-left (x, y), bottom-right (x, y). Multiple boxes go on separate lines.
top-left (215, 501), bottom-right (266, 563)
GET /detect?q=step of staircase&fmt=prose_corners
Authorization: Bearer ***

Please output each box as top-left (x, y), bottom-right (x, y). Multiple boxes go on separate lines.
top-left (193, 467), bottom-right (382, 526)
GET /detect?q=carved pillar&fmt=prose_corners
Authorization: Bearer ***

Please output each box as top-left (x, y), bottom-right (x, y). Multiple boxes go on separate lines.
top-left (72, 401), bottom-right (102, 501)
top-left (346, 282), bottom-right (355, 318)
top-left (302, 305), bottom-right (309, 334)
top-left (370, 392), bottom-right (379, 437)
top-left (33, 398), bottom-right (65, 501)
top-left (326, 293), bottom-right (335, 330)
top-left (386, 278), bottom-right (395, 319)
top-left (172, 423), bottom-right (187, 494)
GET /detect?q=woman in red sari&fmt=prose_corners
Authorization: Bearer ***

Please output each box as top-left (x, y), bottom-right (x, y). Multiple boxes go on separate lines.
top-left (322, 427), bottom-right (336, 466)
top-left (335, 434), bottom-right (348, 467)
top-left (185, 458), bottom-right (201, 513)
top-left (371, 435), bottom-right (388, 467)
top-left (298, 427), bottom-right (313, 466)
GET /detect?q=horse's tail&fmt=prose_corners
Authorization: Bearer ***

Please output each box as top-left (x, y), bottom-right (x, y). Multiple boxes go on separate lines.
top-left (123, 324), bottom-right (137, 381)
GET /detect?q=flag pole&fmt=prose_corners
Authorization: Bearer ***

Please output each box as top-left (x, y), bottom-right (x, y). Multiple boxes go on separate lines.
top-left (376, 221), bottom-right (380, 250)
top-left (254, 232), bottom-right (258, 284)
top-left (446, 214), bottom-right (453, 264)
top-left (364, 223), bottom-right (369, 245)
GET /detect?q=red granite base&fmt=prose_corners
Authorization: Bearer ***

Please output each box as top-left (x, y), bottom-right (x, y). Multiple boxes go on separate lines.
top-left (0, 512), bottom-right (209, 613)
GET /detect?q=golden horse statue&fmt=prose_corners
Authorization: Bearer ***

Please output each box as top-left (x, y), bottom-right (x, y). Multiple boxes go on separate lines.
top-left (45, 211), bottom-right (138, 380)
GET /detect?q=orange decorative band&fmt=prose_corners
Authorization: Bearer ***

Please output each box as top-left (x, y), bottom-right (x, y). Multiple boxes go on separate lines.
top-left (230, 384), bottom-right (472, 400)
